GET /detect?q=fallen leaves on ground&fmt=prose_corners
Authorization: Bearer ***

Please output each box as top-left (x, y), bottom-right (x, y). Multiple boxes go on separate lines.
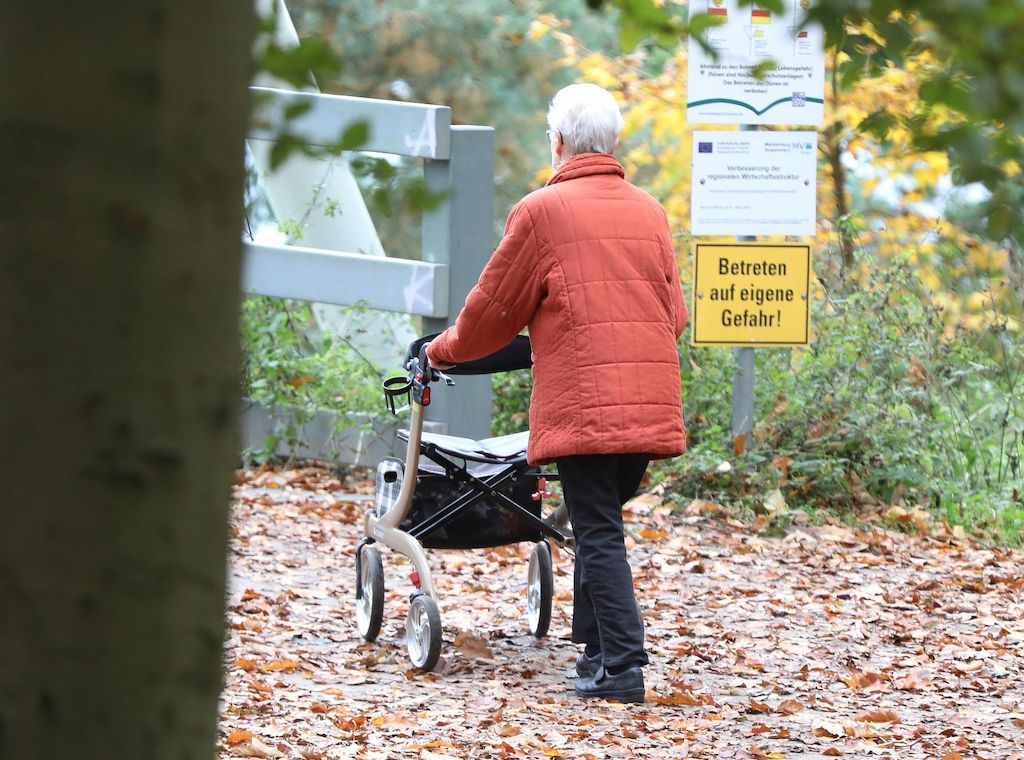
top-left (220, 466), bottom-right (1024, 759)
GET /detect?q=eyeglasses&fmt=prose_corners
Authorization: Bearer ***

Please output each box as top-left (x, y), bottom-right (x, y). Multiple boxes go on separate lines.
top-left (546, 129), bottom-right (558, 142)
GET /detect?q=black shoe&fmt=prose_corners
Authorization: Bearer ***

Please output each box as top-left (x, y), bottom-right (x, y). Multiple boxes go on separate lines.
top-left (576, 651), bottom-right (601, 678)
top-left (575, 666), bottom-right (645, 703)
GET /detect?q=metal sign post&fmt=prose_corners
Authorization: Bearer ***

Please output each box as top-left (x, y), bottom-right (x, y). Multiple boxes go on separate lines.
top-left (735, 120), bottom-right (757, 454)
top-left (732, 345), bottom-right (756, 452)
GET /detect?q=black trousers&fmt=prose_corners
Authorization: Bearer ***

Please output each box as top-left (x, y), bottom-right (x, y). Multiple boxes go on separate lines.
top-left (557, 453), bottom-right (650, 672)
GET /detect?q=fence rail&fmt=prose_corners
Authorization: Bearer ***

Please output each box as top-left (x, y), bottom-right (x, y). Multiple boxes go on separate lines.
top-left (242, 242), bottom-right (450, 318)
top-left (243, 87), bottom-right (495, 463)
top-left (250, 86), bottom-right (452, 159)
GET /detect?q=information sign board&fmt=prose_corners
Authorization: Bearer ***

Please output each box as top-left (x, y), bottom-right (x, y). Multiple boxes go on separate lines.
top-left (691, 130), bottom-right (817, 237)
top-left (687, 0), bottom-right (825, 125)
top-left (692, 242), bottom-right (811, 346)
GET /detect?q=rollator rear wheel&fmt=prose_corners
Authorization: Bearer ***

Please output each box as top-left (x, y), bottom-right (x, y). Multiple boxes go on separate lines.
top-left (527, 541), bottom-right (553, 638)
top-left (406, 593), bottom-right (442, 672)
top-left (356, 546), bottom-right (384, 642)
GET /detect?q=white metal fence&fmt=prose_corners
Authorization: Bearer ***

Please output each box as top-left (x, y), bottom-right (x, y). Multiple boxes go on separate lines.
top-left (242, 87), bottom-right (496, 465)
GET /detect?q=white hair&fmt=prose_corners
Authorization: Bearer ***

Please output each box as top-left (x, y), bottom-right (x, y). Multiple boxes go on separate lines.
top-left (546, 83), bottom-right (623, 156)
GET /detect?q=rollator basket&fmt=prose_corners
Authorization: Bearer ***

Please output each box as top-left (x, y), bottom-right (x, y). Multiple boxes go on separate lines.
top-left (375, 455), bottom-right (542, 549)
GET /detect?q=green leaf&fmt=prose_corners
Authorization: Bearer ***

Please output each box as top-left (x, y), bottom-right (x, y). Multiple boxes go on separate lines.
top-left (283, 100), bottom-right (313, 121)
top-left (985, 203), bottom-right (1013, 240)
top-left (258, 39), bottom-right (342, 89)
top-left (922, 75), bottom-right (974, 114)
top-left (370, 158), bottom-right (397, 182)
top-left (858, 110), bottom-right (897, 141)
top-left (737, 0), bottom-right (784, 12)
top-left (688, 12), bottom-right (726, 38)
top-left (618, 15), bottom-right (647, 52)
top-left (339, 120), bottom-right (370, 151)
top-left (749, 60), bottom-right (777, 82)
top-left (403, 178), bottom-right (447, 213)
top-left (621, 0), bottom-right (672, 25)
top-left (268, 133), bottom-right (306, 171)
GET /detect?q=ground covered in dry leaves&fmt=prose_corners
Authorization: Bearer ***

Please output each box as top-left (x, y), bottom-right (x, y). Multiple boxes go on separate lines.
top-left (219, 466), bottom-right (1024, 760)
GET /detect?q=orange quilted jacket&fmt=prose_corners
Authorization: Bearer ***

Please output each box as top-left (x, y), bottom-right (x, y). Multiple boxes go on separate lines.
top-left (428, 153), bottom-right (687, 464)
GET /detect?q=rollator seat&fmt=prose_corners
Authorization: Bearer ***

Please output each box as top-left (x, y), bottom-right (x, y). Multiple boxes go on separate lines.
top-left (397, 429), bottom-right (529, 462)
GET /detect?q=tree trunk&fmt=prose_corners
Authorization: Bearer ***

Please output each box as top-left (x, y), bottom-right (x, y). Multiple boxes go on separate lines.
top-left (826, 51), bottom-right (855, 273)
top-left (0, 3), bottom-right (253, 759)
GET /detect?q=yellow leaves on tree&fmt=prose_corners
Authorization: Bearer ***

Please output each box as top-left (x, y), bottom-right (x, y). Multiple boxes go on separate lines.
top-left (542, 14), bottom-right (1021, 339)
top-left (822, 39), bottom-right (1020, 334)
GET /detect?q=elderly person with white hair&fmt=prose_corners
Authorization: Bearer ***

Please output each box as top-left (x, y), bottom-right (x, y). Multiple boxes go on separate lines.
top-left (428, 83), bottom-right (687, 703)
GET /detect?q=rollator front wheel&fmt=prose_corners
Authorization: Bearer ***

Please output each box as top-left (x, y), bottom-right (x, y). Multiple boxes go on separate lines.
top-left (356, 545), bottom-right (384, 642)
top-left (406, 592), bottom-right (442, 672)
top-left (527, 541), bottom-right (553, 638)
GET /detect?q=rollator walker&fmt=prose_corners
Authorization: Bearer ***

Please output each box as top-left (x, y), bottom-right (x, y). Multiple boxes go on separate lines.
top-left (354, 335), bottom-right (571, 672)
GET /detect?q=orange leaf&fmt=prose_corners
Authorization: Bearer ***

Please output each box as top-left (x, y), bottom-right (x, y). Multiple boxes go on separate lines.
top-left (650, 690), bottom-right (704, 706)
top-left (940, 753), bottom-right (963, 760)
top-left (748, 699), bottom-right (773, 713)
top-left (264, 659), bottom-right (301, 672)
top-left (227, 730), bottom-right (253, 746)
top-left (335, 715), bottom-right (366, 731)
top-left (812, 720), bottom-right (845, 738)
top-left (235, 658), bottom-right (258, 672)
top-left (454, 632), bottom-right (494, 660)
top-left (771, 455), bottom-right (792, 478)
top-left (855, 709), bottom-right (901, 723)
top-left (843, 671), bottom-right (887, 691)
top-left (407, 741), bottom-right (457, 751)
top-left (310, 703), bottom-right (329, 714)
top-left (778, 699), bottom-right (804, 714)
top-left (371, 714), bottom-right (417, 729)
top-left (639, 528), bottom-right (669, 540)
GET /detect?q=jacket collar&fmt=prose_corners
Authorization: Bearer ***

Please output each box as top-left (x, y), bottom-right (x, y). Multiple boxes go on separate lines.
top-left (546, 152), bottom-right (625, 186)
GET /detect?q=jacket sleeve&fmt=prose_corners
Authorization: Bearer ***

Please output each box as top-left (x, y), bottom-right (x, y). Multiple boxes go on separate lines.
top-left (671, 253), bottom-right (688, 339)
top-left (427, 201), bottom-right (543, 365)
top-left (658, 208), bottom-right (688, 339)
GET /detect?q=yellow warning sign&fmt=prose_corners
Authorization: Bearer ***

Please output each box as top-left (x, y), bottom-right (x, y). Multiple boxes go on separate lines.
top-left (691, 243), bottom-right (811, 347)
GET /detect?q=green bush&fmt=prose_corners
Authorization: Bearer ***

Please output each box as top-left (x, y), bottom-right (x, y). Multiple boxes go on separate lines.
top-left (492, 369), bottom-right (533, 436)
top-left (669, 255), bottom-right (1023, 544)
top-left (241, 296), bottom-right (386, 463)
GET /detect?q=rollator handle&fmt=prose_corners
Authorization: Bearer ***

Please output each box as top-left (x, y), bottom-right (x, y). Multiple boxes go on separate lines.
top-left (417, 341), bottom-right (433, 378)
top-left (411, 341), bottom-right (436, 406)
